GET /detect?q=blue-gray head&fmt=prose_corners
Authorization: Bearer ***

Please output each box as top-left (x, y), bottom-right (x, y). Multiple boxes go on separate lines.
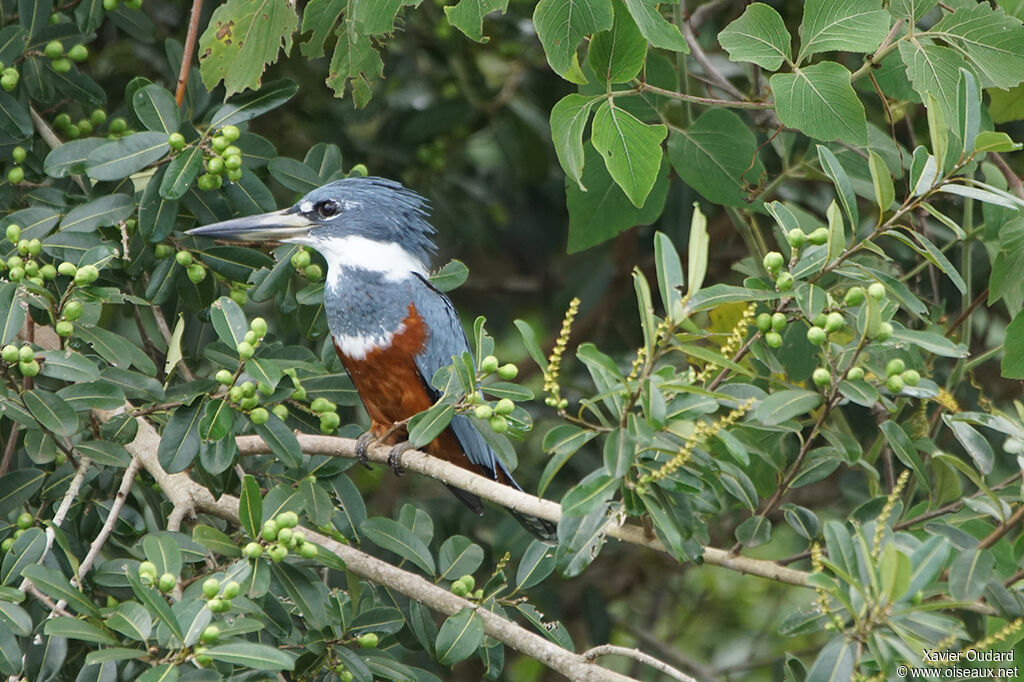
top-left (187, 177), bottom-right (437, 278)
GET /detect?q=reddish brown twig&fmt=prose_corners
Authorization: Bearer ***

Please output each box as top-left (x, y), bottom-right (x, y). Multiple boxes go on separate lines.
top-left (175, 0), bottom-right (206, 106)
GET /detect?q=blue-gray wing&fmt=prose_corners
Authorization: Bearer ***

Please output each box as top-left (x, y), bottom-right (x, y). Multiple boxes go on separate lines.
top-left (408, 274), bottom-right (509, 482)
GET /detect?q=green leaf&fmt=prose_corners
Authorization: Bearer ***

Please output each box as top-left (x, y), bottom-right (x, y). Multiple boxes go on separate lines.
top-left (159, 146), bottom-right (203, 200)
top-left (550, 94), bottom-right (598, 188)
top-left (126, 570), bottom-right (184, 644)
top-left (39, 350), bottom-right (100, 383)
top-left (988, 84), bottom-right (1024, 124)
top-left (239, 475), bottom-right (262, 541)
top-left (0, 600), bottom-right (31, 636)
top-left (143, 534), bottom-right (182, 578)
top-left (407, 402), bottom-right (455, 448)
top-left (798, 0), bottom-right (890, 60)
top-left (667, 108), bottom-right (764, 207)
top-left (132, 84), bottom-right (180, 135)
top-left (209, 296), bottom-right (248, 350)
top-left (140, 170), bottom-right (179, 243)
top-left (566, 143), bottom-right (669, 253)
top-left (0, 469), bottom-right (44, 517)
top-left (974, 131), bottom-right (1022, 153)
top-left (43, 618), bottom-right (117, 645)
top-left (0, 526), bottom-right (45, 585)
top-left (948, 547), bottom-right (993, 602)
top-left (653, 231), bottom-right (684, 320)
top-left (867, 149), bottom-right (895, 212)
top-left (435, 608), bottom-right (484, 665)
top-left (903, 535), bottom-right (950, 599)
top-left (105, 602), bottom-right (153, 641)
top-left (157, 401), bottom-right (202, 473)
top-left (437, 536), bottom-right (484, 581)
top-left (734, 515), bottom-right (771, 548)
top-left (898, 42), bottom-right (967, 123)
top-left (889, 0), bottom-right (933, 22)
top-left (719, 3), bottom-right (792, 70)
top-left (267, 157), bottom-right (322, 193)
top-left (22, 564), bottom-right (100, 616)
top-left (44, 139), bottom-right (106, 178)
top-left (943, 416), bottom-right (994, 475)
top-left (588, 0), bottom-right (646, 83)
top-left (539, 424), bottom-right (598, 496)
top-left (0, 282), bottom-right (26, 345)
top-left (325, 24), bottom-right (384, 106)
top-left (687, 203), bottom-right (708, 295)
top-left (817, 145), bottom-right (858, 229)
top-left (361, 517), bottom-right (435, 575)
top-left (1003, 309), bottom-right (1024, 379)
top-left (445, 0), bottom-right (508, 42)
top-left (516, 540), bottom-right (556, 590)
top-left (86, 132), bottom-right (170, 181)
top-left (620, 0), bottom-right (686, 52)
top-left (956, 68), bottom-right (980, 155)
top-left (781, 504), bottom-right (820, 540)
top-left (682, 283), bottom-right (778, 314)
top-left (880, 420), bottom-right (926, 482)
top-left (430, 259), bottom-right (469, 292)
top-left (561, 471), bottom-right (618, 516)
top-left (198, 0), bottom-right (298, 97)
top-left (753, 389), bottom-right (822, 425)
top-left (205, 643), bottom-right (296, 671)
top-left (251, 414), bottom-right (303, 468)
top-left (60, 195), bottom-right (134, 233)
top-left (927, 4), bottom-right (1024, 90)
top-left (74, 441), bottom-right (131, 468)
top-left (805, 636), bottom-right (855, 682)
top-left (0, 91), bottom-right (32, 140)
top-left (22, 390), bottom-right (78, 438)
top-left (533, 0), bottom-right (613, 82)
top-left (591, 100), bottom-right (667, 207)
top-left (770, 62), bottom-right (868, 145)
top-left (210, 81), bottom-right (299, 128)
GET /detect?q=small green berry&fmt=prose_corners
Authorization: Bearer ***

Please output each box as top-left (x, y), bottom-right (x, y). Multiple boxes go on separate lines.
top-left (90, 109), bottom-right (106, 125)
top-left (223, 145), bottom-right (241, 158)
top-left (787, 228), bottom-right (806, 249)
top-left (885, 358), bottom-right (905, 376)
top-left (211, 135), bottom-right (228, 153)
top-left (489, 415), bottom-right (508, 433)
top-left (290, 386), bottom-right (306, 401)
top-left (168, 132), bottom-right (185, 150)
top-left (806, 326), bottom-right (827, 346)
top-left (236, 341), bottom-right (254, 359)
top-left (202, 578), bottom-right (220, 598)
top-left (261, 520), bottom-right (278, 542)
top-left (241, 381), bottom-right (256, 397)
top-left (221, 125), bottom-right (240, 142)
top-left (55, 321), bottom-right (74, 337)
top-left (762, 251), bottom-right (784, 273)
top-left (68, 45), bottom-right (88, 62)
top-left (480, 355), bottom-right (499, 374)
top-left (11, 146), bottom-right (25, 163)
top-left (278, 511), bottom-right (298, 528)
top-left (875, 322), bottom-right (894, 341)
top-left (18, 346), bottom-right (34, 362)
top-left (771, 312), bottom-right (787, 332)
top-left (886, 374), bottom-right (905, 393)
top-left (206, 597), bottom-right (223, 612)
top-left (1, 538), bottom-right (12, 552)
top-left (5, 224), bottom-right (19, 243)
top-left (228, 386), bottom-right (243, 403)
top-left (186, 263), bottom-right (205, 283)
top-left (350, 163), bottom-right (368, 177)
top-left (200, 625), bottom-right (219, 644)
top-left (18, 359), bottom-right (39, 376)
top-left (174, 251), bottom-right (192, 267)
top-left (250, 317), bottom-right (267, 337)
top-left (53, 113), bottom-right (71, 130)
top-left (277, 527), bottom-right (293, 545)
top-left (299, 543), bottom-right (318, 559)
top-left (867, 282), bottom-right (886, 301)
top-left (812, 368), bottom-right (831, 387)
top-left (474, 404), bottom-right (493, 420)
top-left (776, 272), bottom-right (794, 291)
top-left (44, 41), bottom-right (64, 59)
top-left (7, 266), bottom-right (23, 281)
top-left (807, 227), bottom-right (829, 245)
top-left (51, 58), bottom-right (72, 74)
top-left (451, 580), bottom-right (469, 596)
top-left (138, 561), bottom-right (158, 578)
top-left (222, 580), bottom-right (240, 599)
top-left (243, 330), bottom-right (257, 345)
top-left (7, 167), bottom-right (24, 184)
top-left (250, 407), bottom-right (269, 425)
top-left (269, 544), bottom-right (288, 562)
top-left (158, 573), bottom-right (175, 592)
top-left (303, 264), bottom-right (322, 281)
top-left (1, 345), bottom-right (18, 363)
top-left (459, 574), bottom-right (475, 591)
top-left (764, 331), bottom-right (783, 348)
top-left (243, 542), bottom-right (262, 558)
top-left (77, 119), bottom-right (93, 135)
top-left (108, 117), bottom-right (127, 134)
top-left (843, 287), bottom-right (865, 306)
top-left (290, 249), bottom-right (311, 269)
top-left (102, 0), bottom-right (118, 10)
top-left (358, 633), bottom-right (379, 649)
top-left (153, 244), bottom-right (172, 259)
top-left (902, 369), bottom-right (921, 386)
top-left (755, 313), bottom-right (772, 332)
top-left (310, 397), bottom-right (331, 413)
top-left (206, 156), bottom-right (224, 175)
top-left (215, 369), bottom-right (233, 385)
top-left (16, 512), bottom-right (33, 529)
top-left (224, 154), bottom-right (242, 170)
top-left (846, 367), bottom-right (865, 381)
top-left (494, 398), bottom-right (514, 415)
top-left (824, 312), bottom-right (845, 333)
top-left (226, 167), bottom-right (243, 182)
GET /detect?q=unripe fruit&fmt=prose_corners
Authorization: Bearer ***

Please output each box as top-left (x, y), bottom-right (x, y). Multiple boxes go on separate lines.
top-left (350, 163), bottom-right (368, 177)
top-left (229, 288), bottom-right (247, 304)
top-left (812, 368), bottom-right (831, 387)
top-left (58, 261), bottom-right (77, 277)
top-left (303, 264), bottom-right (322, 281)
top-left (222, 581), bottom-right (240, 599)
top-left (65, 124), bottom-right (80, 138)
top-left (202, 578), bottom-right (220, 598)
top-left (55, 321), bottom-right (73, 337)
top-left (762, 251), bottom-right (784, 273)
top-left (787, 228), bottom-right (806, 248)
top-left (771, 312), bottom-right (787, 332)
top-left (885, 358), bottom-right (905, 376)
top-left (846, 367), bottom-right (865, 381)
top-left (755, 313), bottom-right (772, 332)
top-left (7, 167), bottom-right (23, 184)
top-left (776, 272), bottom-right (794, 291)
top-left (250, 407), bottom-right (269, 425)
top-left (207, 157), bottom-right (224, 175)
top-left (480, 355), bottom-right (499, 374)
top-left (807, 227), bottom-right (829, 245)
top-left (250, 317), bottom-right (267, 337)
top-left (902, 369), bottom-right (921, 386)
top-left (764, 331), bottom-right (783, 348)
top-left (11, 146), bottom-right (25, 162)
top-left (867, 282), bottom-right (886, 301)
top-left (211, 136), bottom-right (228, 153)
top-left (16, 512), bottom-right (32, 529)
top-left (158, 573), bottom-right (175, 592)
top-left (269, 544), bottom-right (288, 562)
top-left (51, 59), bottom-right (71, 74)
top-left (875, 322), bottom-right (893, 341)
top-left (290, 249), bottom-right (311, 269)
top-left (44, 41), bottom-right (64, 59)
top-left (27, 239), bottom-right (41, 256)
top-left (310, 397), bottom-right (331, 413)
top-left (886, 374), bottom-right (904, 393)
top-left (240, 396), bottom-right (258, 411)
top-left (175, 251), bottom-right (192, 267)
top-left (168, 132), bottom-right (185, 150)
top-left (18, 360), bottom-right (39, 376)
top-left (243, 330), bottom-right (257, 345)
top-left (153, 244), bottom-right (172, 259)
top-left (290, 386), bottom-right (306, 401)
top-left (224, 154), bottom-right (242, 170)
top-left (474, 404), bottom-right (493, 420)
top-left (223, 146), bottom-right (241, 159)
top-left (272, 404), bottom-right (288, 420)
top-left (228, 386), bottom-right (243, 403)
top-left (459, 574), bottom-right (475, 591)
top-left (489, 415), bottom-right (508, 433)
top-left (1, 538), bottom-right (12, 552)
top-left (241, 381), bottom-right (256, 397)
top-left (236, 341), bottom-right (254, 358)
top-left (221, 125), bottom-right (240, 142)
top-left (137, 562), bottom-right (159, 580)
top-left (261, 520), bottom-right (278, 542)
top-left (54, 113), bottom-right (71, 130)
top-left (186, 264), bottom-right (205, 283)
top-left (243, 542), bottom-right (262, 558)
top-left (76, 265), bottom-right (99, 283)
top-left (806, 326), bottom-right (827, 346)
top-left (843, 287), bottom-right (865, 306)
top-left (90, 109), bottom-right (106, 125)
top-left (205, 597), bottom-right (223, 612)
top-left (451, 580), bottom-right (469, 596)
top-left (18, 346), bottom-right (34, 362)
top-left (215, 369), bottom-right (233, 385)
top-left (5, 224), bottom-right (19, 243)
top-left (824, 312), bottom-right (845, 333)
top-left (200, 625), bottom-right (219, 644)
top-left (2, 345), bottom-right (18, 362)
top-left (68, 45), bottom-right (88, 62)
top-left (277, 511), bottom-right (298, 528)
top-left (494, 398), bottom-right (514, 415)
top-left (299, 543), bottom-right (317, 559)
top-left (226, 167), bottom-right (243, 182)
top-left (498, 363), bottom-right (518, 380)
top-left (277, 528), bottom-right (293, 546)
top-left (103, 0), bottom-right (118, 9)
top-left (358, 633), bottom-right (379, 648)
top-left (109, 117), bottom-right (127, 134)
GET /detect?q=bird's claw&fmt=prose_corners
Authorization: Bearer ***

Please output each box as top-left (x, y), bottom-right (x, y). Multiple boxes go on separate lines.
top-left (387, 441), bottom-right (413, 476)
top-left (355, 432), bottom-right (377, 470)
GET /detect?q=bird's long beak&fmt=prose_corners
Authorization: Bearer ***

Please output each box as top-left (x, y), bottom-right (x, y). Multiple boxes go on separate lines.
top-left (186, 208), bottom-right (314, 242)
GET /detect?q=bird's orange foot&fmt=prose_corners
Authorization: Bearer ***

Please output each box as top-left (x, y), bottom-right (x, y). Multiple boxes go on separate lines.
top-left (387, 441), bottom-right (413, 476)
top-left (354, 432), bottom-right (377, 469)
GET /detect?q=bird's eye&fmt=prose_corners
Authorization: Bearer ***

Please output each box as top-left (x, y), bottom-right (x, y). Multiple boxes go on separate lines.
top-left (314, 200), bottom-right (339, 218)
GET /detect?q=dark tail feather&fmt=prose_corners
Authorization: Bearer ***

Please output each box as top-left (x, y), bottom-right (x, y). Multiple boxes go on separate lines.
top-left (508, 509), bottom-right (558, 543)
top-left (445, 484), bottom-right (484, 514)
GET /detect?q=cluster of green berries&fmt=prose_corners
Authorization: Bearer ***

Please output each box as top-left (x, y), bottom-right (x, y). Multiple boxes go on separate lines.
top-left (192, 125), bottom-right (244, 190)
top-left (2, 343), bottom-right (40, 377)
top-left (235, 315), bottom-right (267, 360)
top-left (290, 247), bottom-right (322, 282)
top-left (42, 40), bottom-right (88, 75)
top-left (251, 511), bottom-right (319, 562)
top-left (0, 225), bottom-right (62, 287)
top-left (201, 576), bottom-right (241, 614)
top-left (54, 109), bottom-right (118, 141)
top-left (137, 561), bottom-right (177, 592)
top-left (881, 358), bottom-right (920, 394)
top-left (173, 250), bottom-right (207, 284)
top-left (754, 311), bottom-right (789, 349)
top-left (7, 145), bottom-right (28, 185)
top-left (467, 355), bottom-right (520, 432)
top-left (0, 63), bottom-right (18, 92)
top-left (450, 573), bottom-right (483, 599)
top-left (762, 251), bottom-right (794, 291)
top-left (787, 226), bottom-right (829, 251)
top-left (1, 512), bottom-right (34, 552)
top-left (805, 311), bottom-right (846, 347)
top-left (102, 0), bottom-right (144, 10)
top-left (311, 396), bottom-right (340, 434)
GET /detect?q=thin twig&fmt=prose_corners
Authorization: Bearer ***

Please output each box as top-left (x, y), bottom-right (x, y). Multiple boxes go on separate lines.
top-left (583, 645), bottom-right (698, 682)
top-left (680, 22), bottom-right (746, 101)
top-left (978, 504), bottom-right (1024, 550)
top-left (176, 0), bottom-right (206, 107)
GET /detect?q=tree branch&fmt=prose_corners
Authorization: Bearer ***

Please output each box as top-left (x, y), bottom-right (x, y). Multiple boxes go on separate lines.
top-left (583, 645), bottom-right (698, 682)
top-left (235, 434), bottom-right (813, 588)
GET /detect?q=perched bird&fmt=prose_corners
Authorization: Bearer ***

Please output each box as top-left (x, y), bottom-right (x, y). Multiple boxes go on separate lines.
top-left (188, 177), bottom-right (557, 541)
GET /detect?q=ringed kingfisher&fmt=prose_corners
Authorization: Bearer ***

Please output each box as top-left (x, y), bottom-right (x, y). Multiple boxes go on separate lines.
top-left (188, 177), bottom-right (557, 541)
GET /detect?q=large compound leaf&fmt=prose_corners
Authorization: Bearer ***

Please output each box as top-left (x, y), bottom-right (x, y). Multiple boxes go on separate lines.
top-left (770, 61), bottom-right (867, 145)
